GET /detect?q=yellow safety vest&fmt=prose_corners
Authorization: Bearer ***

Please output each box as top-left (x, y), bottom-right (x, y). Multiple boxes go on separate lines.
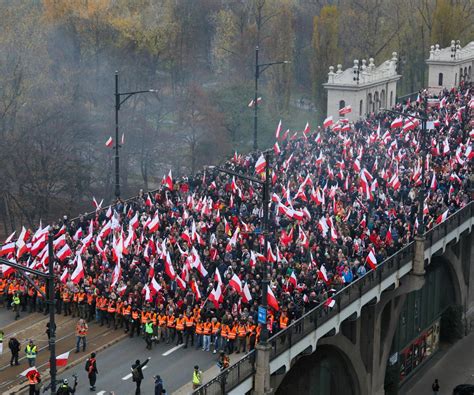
top-left (193, 370), bottom-right (202, 385)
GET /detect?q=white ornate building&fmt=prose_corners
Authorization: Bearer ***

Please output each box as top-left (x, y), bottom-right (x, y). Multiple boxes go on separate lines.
top-left (323, 53), bottom-right (401, 122)
top-left (426, 40), bottom-right (474, 93)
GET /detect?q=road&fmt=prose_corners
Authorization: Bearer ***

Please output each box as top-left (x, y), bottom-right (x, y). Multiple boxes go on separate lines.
top-left (56, 336), bottom-right (219, 395)
top-left (403, 331), bottom-right (474, 395)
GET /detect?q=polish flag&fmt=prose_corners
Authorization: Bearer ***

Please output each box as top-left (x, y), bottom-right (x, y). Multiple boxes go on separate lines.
top-left (209, 285), bottom-right (223, 308)
top-left (255, 154), bottom-right (266, 173)
top-left (436, 209), bottom-right (449, 224)
top-left (57, 244), bottom-right (72, 262)
top-left (164, 170), bottom-right (173, 190)
top-left (430, 173), bottom-right (437, 191)
top-left (20, 367), bottom-right (39, 377)
top-left (56, 352), bottom-right (70, 367)
top-left (229, 273), bottom-right (243, 295)
top-left (190, 279), bottom-right (201, 301)
top-left (339, 105), bottom-right (352, 115)
top-left (318, 264), bottom-right (330, 284)
top-left (314, 132), bottom-right (321, 144)
top-left (105, 137), bottom-right (113, 147)
top-left (130, 212), bottom-right (139, 229)
top-left (4, 231), bottom-right (16, 243)
top-left (275, 120), bottom-right (282, 139)
top-left (273, 141), bottom-right (281, 155)
top-left (176, 275), bottom-right (186, 291)
top-left (60, 267), bottom-right (69, 284)
top-left (288, 271), bottom-right (297, 287)
top-left (92, 197), bottom-right (103, 211)
top-left (366, 250), bottom-right (377, 270)
top-left (385, 225), bottom-right (393, 244)
top-left (248, 97), bottom-right (262, 107)
top-left (242, 282), bottom-right (252, 303)
top-left (0, 242), bottom-right (16, 257)
top-left (164, 251), bottom-right (176, 280)
top-left (303, 122), bottom-right (310, 136)
top-left (147, 214), bottom-right (160, 233)
top-left (266, 244), bottom-right (276, 263)
top-left (111, 258), bottom-right (122, 287)
top-left (267, 287), bottom-right (279, 311)
top-left (324, 297), bottom-right (336, 308)
top-left (390, 117), bottom-right (403, 129)
top-left (71, 254), bottom-right (84, 284)
top-left (150, 276), bottom-right (162, 294)
top-left (323, 116), bottom-right (333, 128)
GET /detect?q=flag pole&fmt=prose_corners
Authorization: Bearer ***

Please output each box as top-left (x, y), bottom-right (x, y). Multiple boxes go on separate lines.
top-left (48, 233), bottom-right (57, 394)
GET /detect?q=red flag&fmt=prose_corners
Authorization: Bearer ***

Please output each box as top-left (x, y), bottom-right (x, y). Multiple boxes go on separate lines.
top-left (71, 254), bottom-right (84, 284)
top-left (55, 351), bottom-right (70, 367)
top-left (323, 116), bottom-right (333, 128)
top-left (105, 137), bottom-right (113, 147)
top-left (267, 287), bottom-right (279, 311)
top-left (229, 273), bottom-right (243, 294)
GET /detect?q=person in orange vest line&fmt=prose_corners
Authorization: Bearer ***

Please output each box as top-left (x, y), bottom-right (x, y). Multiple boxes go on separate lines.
top-left (27, 283), bottom-right (36, 313)
top-left (107, 298), bottom-right (116, 329)
top-left (99, 295), bottom-right (109, 327)
top-left (202, 317), bottom-right (212, 352)
top-left (76, 318), bottom-right (88, 353)
top-left (166, 310), bottom-right (176, 344)
top-left (236, 319), bottom-right (247, 354)
top-left (18, 280), bottom-right (27, 312)
top-left (194, 318), bottom-right (203, 350)
top-left (36, 282), bottom-right (46, 314)
top-left (27, 368), bottom-right (41, 395)
top-left (211, 317), bottom-right (221, 354)
top-left (77, 288), bottom-right (87, 319)
top-left (156, 309), bottom-right (167, 344)
top-left (227, 320), bottom-right (238, 354)
top-left (71, 288), bottom-right (79, 318)
top-left (115, 298), bottom-right (124, 330)
top-left (279, 310), bottom-right (289, 344)
top-left (130, 306), bottom-right (141, 338)
top-left (62, 286), bottom-right (72, 316)
top-left (183, 311), bottom-right (194, 349)
top-left (220, 321), bottom-right (229, 354)
top-left (175, 313), bottom-right (185, 345)
top-left (0, 277), bottom-right (6, 307)
top-left (121, 300), bottom-right (132, 333)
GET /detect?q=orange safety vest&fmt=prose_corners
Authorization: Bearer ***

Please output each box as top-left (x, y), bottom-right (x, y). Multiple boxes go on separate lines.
top-left (116, 301), bottom-right (123, 314)
top-left (150, 312), bottom-right (157, 325)
top-left (0, 280), bottom-right (5, 295)
top-left (76, 323), bottom-right (88, 336)
top-left (132, 310), bottom-right (139, 320)
top-left (37, 285), bottom-right (46, 298)
top-left (280, 315), bottom-right (289, 329)
top-left (87, 294), bottom-right (94, 305)
top-left (221, 324), bottom-right (228, 339)
top-left (176, 317), bottom-right (185, 331)
top-left (193, 307), bottom-right (201, 320)
top-left (185, 316), bottom-right (194, 328)
top-left (238, 324), bottom-right (247, 337)
top-left (28, 287), bottom-right (35, 297)
top-left (246, 324), bottom-right (256, 335)
top-left (227, 325), bottom-right (237, 340)
top-left (167, 315), bottom-right (176, 328)
top-left (195, 322), bottom-right (203, 335)
top-left (62, 291), bottom-right (70, 302)
top-left (158, 314), bottom-right (167, 326)
top-left (256, 326), bottom-right (262, 343)
top-left (212, 322), bottom-right (221, 335)
top-left (141, 311), bottom-right (151, 324)
top-left (77, 292), bottom-right (86, 303)
top-left (100, 297), bottom-right (108, 310)
top-left (107, 301), bottom-right (115, 313)
top-left (203, 322), bottom-right (212, 335)
top-left (73, 292), bottom-right (78, 302)
top-left (122, 306), bottom-right (132, 316)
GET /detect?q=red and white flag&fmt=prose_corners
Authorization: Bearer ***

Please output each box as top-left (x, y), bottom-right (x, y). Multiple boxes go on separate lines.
top-left (71, 254), bottom-right (84, 284)
top-left (339, 105), bottom-right (352, 115)
top-left (324, 297), bottom-right (336, 308)
top-left (209, 285), bottom-right (223, 308)
top-left (20, 367), bottom-right (39, 377)
top-left (255, 154), bottom-right (266, 173)
top-left (366, 249), bottom-right (377, 270)
top-left (390, 117), bottom-right (403, 129)
top-left (436, 209), bottom-right (449, 224)
top-left (56, 351), bottom-right (70, 367)
top-left (275, 120), bottom-right (282, 139)
top-left (60, 267), bottom-right (69, 284)
top-left (164, 170), bottom-right (173, 190)
top-left (229, 273), bottom-right (243, 295)
top-left (105, 137), bottom-right (113, 147)
top-left (323, 116), bottom-right (333, 128)
top-left (267, 287), bottom-right (279, 311)
top-left (242, 282), bottom-right (252, 303)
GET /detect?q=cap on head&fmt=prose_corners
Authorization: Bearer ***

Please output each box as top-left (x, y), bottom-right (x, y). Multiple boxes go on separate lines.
top-left (136, 359), bottom-right (140, 365)
top-left (194, 365), bottom-right (199, 370)
top-left (63, 379), bottom-right (68, 384)
top-left (91, 352), bottom-right (96, 358)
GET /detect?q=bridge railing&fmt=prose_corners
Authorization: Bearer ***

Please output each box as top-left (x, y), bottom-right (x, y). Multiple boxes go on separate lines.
top-left (192, 202), bottom-right (473, 395)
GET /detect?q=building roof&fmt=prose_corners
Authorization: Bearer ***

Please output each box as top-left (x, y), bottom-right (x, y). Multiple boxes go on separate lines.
top-left (426, 40), bottom-right (474, 63)
top-left (324, 52), bottom-right (401, 89)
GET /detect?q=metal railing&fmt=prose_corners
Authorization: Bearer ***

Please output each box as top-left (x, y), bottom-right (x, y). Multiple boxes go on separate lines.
top-left (192, 201), bottom-right (473, 395)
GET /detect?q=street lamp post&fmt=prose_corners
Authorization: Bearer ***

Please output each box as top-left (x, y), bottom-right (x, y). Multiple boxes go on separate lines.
top-left (253, 47), bottom-right (290, 150)
top-left (114, 71), bottom-right (156, 198)
top-left (0, 233), bottom-right (57, 393)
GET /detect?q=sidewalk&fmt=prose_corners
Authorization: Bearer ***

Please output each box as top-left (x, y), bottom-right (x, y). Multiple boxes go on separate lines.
top-left (401, 332), bottom-right (474, 395)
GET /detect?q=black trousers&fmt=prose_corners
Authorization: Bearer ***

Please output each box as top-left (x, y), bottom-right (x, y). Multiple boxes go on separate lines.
top-left (135, 379), bottom-right (142, 394)
top-left (89, 373), bottom-right (97, 387)
top-left (11, 352), bottom-right (19, 365)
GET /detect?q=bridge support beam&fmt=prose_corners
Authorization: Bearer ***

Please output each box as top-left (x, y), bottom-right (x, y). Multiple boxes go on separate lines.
top-left (413, 235), bottom-right (426, 275)
top-left (254, 343), bottom-right (272, 395)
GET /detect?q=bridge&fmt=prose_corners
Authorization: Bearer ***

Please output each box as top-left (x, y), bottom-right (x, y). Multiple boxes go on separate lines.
top-left (194, 201), bottom-right (474, 395)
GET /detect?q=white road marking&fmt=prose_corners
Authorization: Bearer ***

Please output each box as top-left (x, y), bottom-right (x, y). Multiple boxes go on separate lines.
top-left (122, 365), bottom-right (147, 380)
top-left (96, 391), bottom-right (106, 395)
top-left (162, 344), bottom-right (184, 356)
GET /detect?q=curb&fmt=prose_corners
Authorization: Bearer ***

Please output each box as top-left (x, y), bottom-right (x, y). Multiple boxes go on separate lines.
top-left (7, 332), bottom-right (128, 394)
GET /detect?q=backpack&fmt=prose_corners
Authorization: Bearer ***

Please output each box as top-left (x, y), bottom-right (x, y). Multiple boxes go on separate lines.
top-left (132, 367), bottom-right (140, 382)
top-left (85, 360), bottom-right (90, 372)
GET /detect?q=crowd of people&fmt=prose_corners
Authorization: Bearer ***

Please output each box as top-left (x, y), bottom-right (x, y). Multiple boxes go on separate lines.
top-left (0, 82), bottom-right (472, 361)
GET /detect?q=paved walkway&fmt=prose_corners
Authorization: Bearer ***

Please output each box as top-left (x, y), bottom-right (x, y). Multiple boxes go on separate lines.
top-left (402, 332), bottom-right (474, 395)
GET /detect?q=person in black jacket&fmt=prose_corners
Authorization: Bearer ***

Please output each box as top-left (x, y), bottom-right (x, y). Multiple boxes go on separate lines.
top-left (8, 337), bottom-right (20, 366)
top-left (85, 352), bottom-right (98, 391)
top-left (154, 375), bottom-right (164, 395)
top-left (131, 357), bottom-right (150, 395)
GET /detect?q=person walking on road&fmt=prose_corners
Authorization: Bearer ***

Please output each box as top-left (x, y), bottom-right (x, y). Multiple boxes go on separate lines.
top-left (25, 339), bottom-right (37, 367)
top-left (144, 319), bottom-right (154, 350)
top-left (192, 365), bottom-right (202, 390)
top-left (56, 378), bottom-right (77, 394)
top-left (153, 374), bottom-right (164, 395)
top-left (432, 379), bottom-right (440, 394)
top-left (8, 336), bottom-right (20, 366)
top-left (75, 318), bottom-right (88, 353)
top-left (131, 357), bottom-right (150, 395)
top-left (85, 352), bottom-right (98, 391)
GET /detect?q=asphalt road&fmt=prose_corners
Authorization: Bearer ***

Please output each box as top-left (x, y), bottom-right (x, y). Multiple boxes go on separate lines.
top-left (56, 334), bottom-right (219, 395)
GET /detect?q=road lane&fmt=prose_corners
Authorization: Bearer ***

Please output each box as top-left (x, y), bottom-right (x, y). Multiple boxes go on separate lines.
top-left (55, 334), bottom-right (219, 394)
